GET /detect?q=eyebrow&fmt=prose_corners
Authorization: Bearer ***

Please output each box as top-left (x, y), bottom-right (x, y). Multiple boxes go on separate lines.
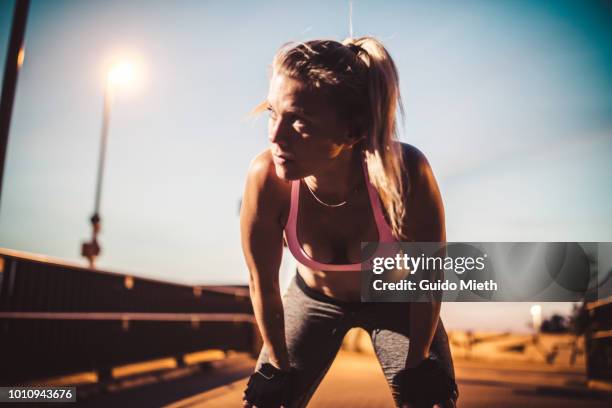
top-left (266, 100), bottom-right (312, 118)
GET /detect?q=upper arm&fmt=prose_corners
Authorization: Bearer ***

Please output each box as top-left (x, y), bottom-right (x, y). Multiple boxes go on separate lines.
top-left (400, 143), bottom-right (446, 242)
top-left (239, 150), bottom-right (286, 291)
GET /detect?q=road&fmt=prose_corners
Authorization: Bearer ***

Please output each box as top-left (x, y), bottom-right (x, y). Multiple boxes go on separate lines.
top-left (65, 338), bottom-right (609, 408)
top-left (160, 351), bottom-right (609, 408)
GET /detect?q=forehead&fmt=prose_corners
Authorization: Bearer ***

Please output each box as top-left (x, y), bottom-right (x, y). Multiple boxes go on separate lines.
top-left (267, 73), bottom-right (330, 117)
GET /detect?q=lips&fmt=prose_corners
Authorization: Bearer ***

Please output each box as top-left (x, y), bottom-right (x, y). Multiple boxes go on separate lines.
top-left (272, 152), bottom-right (294, 161)
top-left (276, 152), bottom-right (293, 159)
top-left (273, 155), bottom-right (292, 165)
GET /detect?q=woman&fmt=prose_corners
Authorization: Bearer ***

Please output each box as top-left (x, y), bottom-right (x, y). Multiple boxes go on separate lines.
top-left (240, 37), bottom-right (458, 408)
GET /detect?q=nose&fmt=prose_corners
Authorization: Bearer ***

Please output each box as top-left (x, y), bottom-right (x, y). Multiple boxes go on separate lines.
top-left (268, 116), bottom-right (290, 146)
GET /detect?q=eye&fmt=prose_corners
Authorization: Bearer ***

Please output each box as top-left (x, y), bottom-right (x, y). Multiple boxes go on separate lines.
top-left (292, 114), bottom-right (309, 126)
top-left (266, 106), bottom-right (278, 120)
top-left (292, 118), bottom-right (310, 133)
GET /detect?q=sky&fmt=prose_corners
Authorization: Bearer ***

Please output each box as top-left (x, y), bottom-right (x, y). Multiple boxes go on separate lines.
top-left (0, 0), bottom-right (611, 332)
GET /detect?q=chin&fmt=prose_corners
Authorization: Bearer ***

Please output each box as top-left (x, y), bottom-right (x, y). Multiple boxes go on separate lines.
top-left (274, 163), bottom-right (301, 180)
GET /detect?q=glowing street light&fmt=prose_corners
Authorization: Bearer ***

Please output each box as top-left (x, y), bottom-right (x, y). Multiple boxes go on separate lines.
top-left (81, 59), bottom-right (137, 268)
top-left (530, 304), bottom-right (542, 333)
top-left (107, 62), bottom-right (134, 86)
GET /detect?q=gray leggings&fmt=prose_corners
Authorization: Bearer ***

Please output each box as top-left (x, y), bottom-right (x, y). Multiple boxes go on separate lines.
top-left (254, 272), bottom-right (456, 407)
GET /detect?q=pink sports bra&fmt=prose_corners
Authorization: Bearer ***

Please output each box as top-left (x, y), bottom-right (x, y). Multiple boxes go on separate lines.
top-left (284, 159), bottom-right (397, 271)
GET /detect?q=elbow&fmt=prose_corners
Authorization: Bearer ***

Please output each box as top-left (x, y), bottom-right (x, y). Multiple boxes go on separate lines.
top-left (247, 269), bottom-right (280, 295)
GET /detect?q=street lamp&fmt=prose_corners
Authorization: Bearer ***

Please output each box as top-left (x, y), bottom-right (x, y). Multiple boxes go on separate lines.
top-left (530, 304), bottom-right (542, 332)
top-left (81, 60), bottom-right (135, 268)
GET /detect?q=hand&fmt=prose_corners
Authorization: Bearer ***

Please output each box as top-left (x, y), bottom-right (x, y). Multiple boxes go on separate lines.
top-left (394, 356), bottom-right (458, 408)
top-left (243, 363), bottom-right (293, 408)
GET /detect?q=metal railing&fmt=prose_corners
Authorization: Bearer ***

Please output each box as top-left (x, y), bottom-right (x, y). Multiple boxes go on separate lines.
top-left (0, 248), bottom-right (259, 385)
top-left (585, 296), bottom-right (612, 388)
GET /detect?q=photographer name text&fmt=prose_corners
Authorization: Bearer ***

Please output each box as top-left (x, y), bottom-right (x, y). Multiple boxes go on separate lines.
top-left (372, 279), bottom-right (498, 292)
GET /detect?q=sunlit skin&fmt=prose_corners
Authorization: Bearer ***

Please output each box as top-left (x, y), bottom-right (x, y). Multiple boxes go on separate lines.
top-left (266, 74), bottom-right (380, 288)
top-left (241, 73), bottom-right (449, 408)
top-left (267, 73), bottom-right (364, 199)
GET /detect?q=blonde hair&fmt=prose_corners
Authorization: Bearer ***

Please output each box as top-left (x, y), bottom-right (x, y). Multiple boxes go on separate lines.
top-left (261, 37), bottom-right (407, 239)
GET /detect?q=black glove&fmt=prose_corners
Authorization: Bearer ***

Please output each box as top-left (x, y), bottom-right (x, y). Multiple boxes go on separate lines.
top-left (243, 363), bottom-right (293, 408)
top-left (393, 356), bottom-right (458, 407)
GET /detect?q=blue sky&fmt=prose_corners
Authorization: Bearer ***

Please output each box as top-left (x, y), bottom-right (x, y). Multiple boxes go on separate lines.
top-left (0, 0), bottom-right (610, 332)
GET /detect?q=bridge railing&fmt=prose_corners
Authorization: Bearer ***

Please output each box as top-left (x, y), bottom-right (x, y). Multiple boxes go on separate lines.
top-left (0, 248), bottom-right (260, 385)
top-left (586, 296), bottom-right (612, 390)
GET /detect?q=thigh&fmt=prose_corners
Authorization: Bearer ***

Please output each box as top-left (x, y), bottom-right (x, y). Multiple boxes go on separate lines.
top-left (253, 277), bottom-right (349, 408)
top-left (368, 309), bottom-right (455, 406)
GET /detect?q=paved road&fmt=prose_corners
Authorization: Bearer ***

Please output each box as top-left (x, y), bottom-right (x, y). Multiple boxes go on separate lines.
top-left (163, 351), bottom-right (610, 408)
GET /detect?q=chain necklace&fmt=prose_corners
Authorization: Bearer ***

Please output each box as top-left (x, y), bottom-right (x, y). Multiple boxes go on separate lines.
top-left (302, 178), bottom-right (363, 208)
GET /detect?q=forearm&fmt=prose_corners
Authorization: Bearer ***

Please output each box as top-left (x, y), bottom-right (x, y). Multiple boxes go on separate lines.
top-left (249, 279), bottom-right (290, 370)
top-left (407, 252), bottom-right (443, 365)
top-left (407, 300), bottom-right (441, 366)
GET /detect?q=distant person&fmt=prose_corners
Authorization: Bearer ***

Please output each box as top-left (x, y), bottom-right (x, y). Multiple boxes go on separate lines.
top-left (240, 37), bottom-right (458, 408)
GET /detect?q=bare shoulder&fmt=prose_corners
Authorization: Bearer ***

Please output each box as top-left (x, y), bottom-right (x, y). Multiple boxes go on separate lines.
top-left (247, 149), bottom-right (290, 192)
top-left (398, 142), bottom-right (445, 241)
top-left (399, 142), bottom-right (437, 195)
top-left (400, 142), bottom-right (427, 166)
top-left (243, 149), bottom-right (291, 223)
top-left (247, 149), bottom-right (275, 186)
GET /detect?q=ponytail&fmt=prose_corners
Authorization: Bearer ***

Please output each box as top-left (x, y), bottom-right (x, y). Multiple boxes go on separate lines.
top-left (343, 37), bottom-right (406, 239)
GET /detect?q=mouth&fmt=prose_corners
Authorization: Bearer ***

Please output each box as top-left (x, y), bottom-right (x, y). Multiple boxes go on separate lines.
top-left (272, 152), bottom-right (294, 164)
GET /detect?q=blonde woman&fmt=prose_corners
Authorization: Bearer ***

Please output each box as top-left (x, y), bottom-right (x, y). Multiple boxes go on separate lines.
top-left (240, 37), bottom-right (458, 408)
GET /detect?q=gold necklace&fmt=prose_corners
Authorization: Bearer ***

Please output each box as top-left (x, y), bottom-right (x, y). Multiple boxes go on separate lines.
top-left (302, 179), bottom-right (353, 208)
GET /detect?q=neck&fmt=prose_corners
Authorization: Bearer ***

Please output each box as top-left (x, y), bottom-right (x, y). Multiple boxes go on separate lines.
top-left (304, 148), bottom-right (364, 202)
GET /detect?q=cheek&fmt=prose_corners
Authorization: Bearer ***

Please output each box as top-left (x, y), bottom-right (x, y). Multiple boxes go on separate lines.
top-left (307, 138), bottom-right (344, 160)
top-left (295, 142), bottom-right (342, 174)
top-left (299, 138), bottom-right (335, 159)
top-left (291, 124), bottom-right (345, 164)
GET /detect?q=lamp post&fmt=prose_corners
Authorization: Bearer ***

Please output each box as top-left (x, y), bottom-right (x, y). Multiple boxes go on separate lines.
top-left (530, 304), bottom-right (542, 332)
top-left (530, 303), bottom-right (542, 346)
top-left (81, 62), bottom-right (134, 268)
